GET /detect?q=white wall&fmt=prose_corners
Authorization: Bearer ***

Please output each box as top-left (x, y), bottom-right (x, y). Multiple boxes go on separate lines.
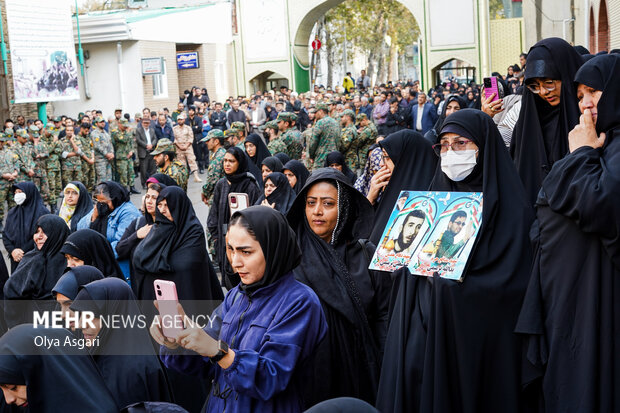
top-left (53, 41), bottom-right (145, 117)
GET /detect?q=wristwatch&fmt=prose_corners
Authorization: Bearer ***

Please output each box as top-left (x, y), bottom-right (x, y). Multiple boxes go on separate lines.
top-left (210, 340), bottom-right (229, 363)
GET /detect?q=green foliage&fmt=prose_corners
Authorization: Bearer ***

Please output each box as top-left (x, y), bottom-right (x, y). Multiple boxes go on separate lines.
top-left (322, 0), bottom-right (420, 67)
top-left (489, 0), bottom-right (506, 19)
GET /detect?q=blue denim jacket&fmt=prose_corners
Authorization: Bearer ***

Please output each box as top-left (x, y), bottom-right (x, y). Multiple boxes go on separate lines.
top-left (161, 272), bottom-right (327, 413)
top-left (77, 201), bottom-right (142, 281)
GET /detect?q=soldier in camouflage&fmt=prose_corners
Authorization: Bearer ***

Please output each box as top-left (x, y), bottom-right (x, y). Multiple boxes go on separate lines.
top-left (229, 121), bottom-right (246, 149)
top-left (356, 113), bottom-right (378, 172)
top-left (0, 134), bottom-right (18, 229)
top-left (42, 125), bottom-right (63, 209)
top-left (265, 120), bottom-right (287, 155)
top-left (77, 123), bottom-right (95, 191)
top-left (111, 119), bottom-right (135, 191)
top-left (60, 119), bottom-right (83, 188)
top-left (29, 125), bottom-right (51, 205)
top-left (200, 129), bottom-right (227, 206)
top-left (13, 130), bottom-right (35, 182)
top-left (277, 112), bottom-right (304, 160)
top-left (92, 116), bottom-right (115, 183)
top-left (339, 109), bottom-right (360, 171)
top-left (151, 139), bottom-right (189, 191)
top-left (307, 102), bottom-right (341, 170)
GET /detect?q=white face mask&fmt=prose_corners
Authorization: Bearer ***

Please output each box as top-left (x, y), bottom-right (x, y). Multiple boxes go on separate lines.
top-left (440, 149), bottom-right (478, 182)
top-left (14, 192), bottom-right (26, 205)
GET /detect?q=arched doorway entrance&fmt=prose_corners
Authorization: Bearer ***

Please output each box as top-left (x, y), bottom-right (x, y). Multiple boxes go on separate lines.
top-left (248, 71), bottom-right (289, 94)
top-left (432, 58), bottom-right (477, 87)
top-left (598, 0), bottom-right (610, 53)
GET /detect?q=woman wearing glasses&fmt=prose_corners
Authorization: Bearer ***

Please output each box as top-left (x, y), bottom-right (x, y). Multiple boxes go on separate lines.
top-left (510, 37), bottom-right (584, 206)
top-left (377, 109), bottom-right (534, 413)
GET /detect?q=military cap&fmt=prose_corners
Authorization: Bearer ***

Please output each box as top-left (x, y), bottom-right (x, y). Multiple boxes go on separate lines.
top-left (94, 115), bottom-right (105, 124)
top-left (200, 128), bottom-right (224, 143)
top-left (177, 112), bottom-right (187, 120)
top-left (150, 138), bottom-right (175, 155)
top-left (342, 109), bottom-right (356, 120)
top-left (315, 102), bottom-right (329, 112)
top-left (276, 112), bottom-right (293, 123)
top-left (119, 118), bottom-right (130, 126)
top-left (356, 113), bottom-right (368, 122)
top-left (16, 129), bottom-right (29, 139)
top-left (4, 128), bottom-right (14, 138)
top-left (135, 113), bottom-right (143, 120)
top-left (290, 113), bottom-right (298, 122)
top-left (28, 125), bottom-right (40, 137)
top-left (53, 116), bottom-right (62, 122)
top-left (78, 112), bottom-right (85, 119)
top-left (230, 121), bottom-right (245, 131)
top-left (264, 120), bottom-right (279, 130)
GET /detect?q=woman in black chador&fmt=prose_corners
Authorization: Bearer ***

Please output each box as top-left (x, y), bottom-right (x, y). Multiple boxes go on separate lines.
top-left (377, 109), bottom-right (533, 413)
top-left (516, 54), bottom-right (620, 413)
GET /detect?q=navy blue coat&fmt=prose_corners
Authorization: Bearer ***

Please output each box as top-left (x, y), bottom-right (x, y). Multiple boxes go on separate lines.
top-left (154, 123), bottom-right (174, 141)
top-left (410, 102), bottom-right (438, 134)
top-left (161, 272), bottom-right (327, 413)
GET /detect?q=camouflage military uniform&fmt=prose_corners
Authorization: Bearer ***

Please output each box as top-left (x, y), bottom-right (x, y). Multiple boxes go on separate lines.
top-left (13, 133), bottom-right (35, 182)
top-left (158, 161), bottom-right (188, 191)
top-left (111, 123), bottom-right (135, 188)
top-left (339, 111), bottom-right (359, 171)
top-left (76, 132), bottom-right (95, 191)
top-left (43, 129), bottom-right (63, 204)
top-left (308, 105), bottom-right (341, 170)
top-left (201, 146), bottom-right (226, 206)
top-left (32, 138), bottom-right (50, 203)
top-left (0, 137), bottom-right (18, 222)
top-left (276, 112), bottom-right (304, 160)
top-left (92, 125), bottom-right (115, 183)
top-left (356, 120), bottom-right (378, 172)
top-left (60, 136), bottom-right (83, 188)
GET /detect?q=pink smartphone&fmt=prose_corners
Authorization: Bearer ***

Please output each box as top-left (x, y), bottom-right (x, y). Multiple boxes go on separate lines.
top-left (228, 192), bottom-right (249, 217)
top-left (483, 76), bottom-right (501, 102)
top-left (154, 280), bottom-right (184, 340)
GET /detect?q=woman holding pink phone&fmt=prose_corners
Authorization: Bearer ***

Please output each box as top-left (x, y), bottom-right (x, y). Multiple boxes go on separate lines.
top-left (151, 206), bottom-right (327, 413)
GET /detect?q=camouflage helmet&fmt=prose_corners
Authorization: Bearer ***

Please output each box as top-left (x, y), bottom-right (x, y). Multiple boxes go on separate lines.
top-left (150, 138), bottom-right (175, 155)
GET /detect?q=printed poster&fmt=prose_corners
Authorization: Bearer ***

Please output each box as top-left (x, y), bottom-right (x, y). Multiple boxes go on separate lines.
top-left (369, 191), bottom-right (483, 281)
top-left (5, 0), bottom-right (79, 103)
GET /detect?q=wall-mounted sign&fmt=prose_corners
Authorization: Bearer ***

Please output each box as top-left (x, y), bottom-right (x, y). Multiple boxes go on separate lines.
top-left (141, 57), bottom-right (164, 75)
top-left (177, 52), bottom-right (199, 69)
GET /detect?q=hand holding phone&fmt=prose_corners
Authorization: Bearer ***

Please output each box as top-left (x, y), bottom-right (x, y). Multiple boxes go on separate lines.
top-left (228, 192), bottom-right (249, 217)
top-left (153, 280), bottom-right (184, 340)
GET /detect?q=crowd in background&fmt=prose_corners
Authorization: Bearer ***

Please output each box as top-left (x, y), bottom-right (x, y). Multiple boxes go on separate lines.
top-left (0, 38), bottom-right (617, 413)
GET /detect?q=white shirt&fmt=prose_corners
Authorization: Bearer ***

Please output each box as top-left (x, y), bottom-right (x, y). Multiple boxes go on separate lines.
top-left (144, 128), bottom-right (152, 145)
top-left (416, 104), bottom-right (425, 131)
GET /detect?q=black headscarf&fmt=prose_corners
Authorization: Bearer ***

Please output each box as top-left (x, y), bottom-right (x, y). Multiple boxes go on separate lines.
top-left (52, 265), bottom-right (104, 300)
top-left (514, 53), bottom-right (620, 412)
top-left (70, 278), bottom-right (172, 408)
top-left (323, 151), bottom-right (357, 185)
top-left (283, 160), bottom-right (310, 193)
top-left (149, 173), bottom-right (178, 187)
top-left (377, 109), bottom-right (533, 413)
top-left (132, 186), bottom-right (223, 313)
top-left (273, 152), bottom-right (290, 165)
top-left (261, 156), bottom-right (284, 175)
top-left (0, 324), bottom-right (118, 412)
top-left (59, 229), bottom-right (125, 279)
top-left (369, 130), bottom-right (437, 245)
top-left (232, 206), bottom-right (301, 294)
top-left (425, 94), bottom-right (466, 143)
top-left (227, 147), bottom-right (260, 193)
top-left (255, 172), bottom-right (296, 214)
top-left (574, 53), bottom-right (620, 135)
top-left (90, 181), bottom-right (131, 236)
top-left (510, 37), bottom-right (583, 206)
top-left (287, 168), bottom-right (382, 405)
top-left (245, 133), bottom-right (270, 166)
top-left (3, 215), bottom-right (70, 328)
top-left (59, 181), bottom-right (92, 232)
top-left (3, 182), bottom-right (49, 260)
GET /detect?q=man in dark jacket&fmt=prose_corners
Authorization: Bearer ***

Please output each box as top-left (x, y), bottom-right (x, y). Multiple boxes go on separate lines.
top-left (209, 103), bottom-right (227, 131)
top-left (188, 106), bottom-right (206, 173)
top-left (154, 114), bottom-right (174, 141)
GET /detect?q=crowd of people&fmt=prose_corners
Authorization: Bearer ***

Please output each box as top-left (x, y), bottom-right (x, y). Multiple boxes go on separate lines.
top-left (0, 37), bottom-right (616, 413)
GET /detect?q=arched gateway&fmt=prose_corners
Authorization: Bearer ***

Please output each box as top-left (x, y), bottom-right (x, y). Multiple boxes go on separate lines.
top-left (233, 0), bottom-right (491, 93)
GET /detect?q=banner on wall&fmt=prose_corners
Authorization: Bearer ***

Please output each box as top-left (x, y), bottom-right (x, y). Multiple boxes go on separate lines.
top-left (5, 0), bottom-right (79, 103)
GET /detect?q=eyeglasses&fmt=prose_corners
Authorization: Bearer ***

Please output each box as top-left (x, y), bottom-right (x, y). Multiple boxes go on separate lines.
top-left (526, 79), bottom-right (557, 94)
top-left (432, 139), bottom-right (474, 156)
top-left (381, 153), bottom-right (391, 163)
